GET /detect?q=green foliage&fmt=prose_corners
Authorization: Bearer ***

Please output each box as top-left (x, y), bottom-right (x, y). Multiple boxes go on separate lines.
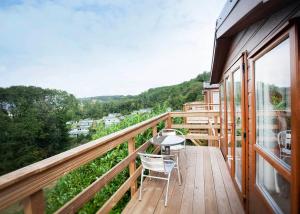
top-left (0, 86), bottom-right (80, 175)
top-left (46, 106), bottom-right (167, 214)
top-left (79, 72), bottom-right (211, 118)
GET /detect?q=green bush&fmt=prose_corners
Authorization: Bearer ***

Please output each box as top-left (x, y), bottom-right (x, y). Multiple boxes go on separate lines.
top-left (45, 105), bottom-right (167, 214)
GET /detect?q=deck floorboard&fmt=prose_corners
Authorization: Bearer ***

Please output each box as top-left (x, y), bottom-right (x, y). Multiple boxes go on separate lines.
top-left (122, 146), bottom-right (244, 214)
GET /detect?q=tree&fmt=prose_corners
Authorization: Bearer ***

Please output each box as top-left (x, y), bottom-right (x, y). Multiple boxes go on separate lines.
top-left (0, 86), bottom-right (79, 175)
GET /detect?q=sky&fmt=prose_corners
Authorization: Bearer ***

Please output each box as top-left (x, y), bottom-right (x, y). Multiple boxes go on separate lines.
top-left (0, 0), bottom-right (225, 98)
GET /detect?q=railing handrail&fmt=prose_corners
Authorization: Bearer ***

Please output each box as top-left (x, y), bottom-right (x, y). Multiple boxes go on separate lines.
top-left (183, 103), bottom-right (220, 106)
top-left (0, 112), bottom-right (169, 211)
top-left (170, 111), bottom-right (219, 117)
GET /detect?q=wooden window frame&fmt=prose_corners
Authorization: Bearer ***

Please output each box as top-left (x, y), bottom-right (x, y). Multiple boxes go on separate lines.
top-left (249, 24), bottom-right (299, 214)
top-left (219, 81), bottom-right (226, 156)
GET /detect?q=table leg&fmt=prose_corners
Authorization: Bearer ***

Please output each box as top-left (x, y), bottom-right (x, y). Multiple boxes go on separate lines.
top-left (165, 146), bottom-right (170, 155)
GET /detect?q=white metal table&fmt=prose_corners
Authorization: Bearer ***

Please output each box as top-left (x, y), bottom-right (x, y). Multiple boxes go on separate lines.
top-left (150, 135), bottom-right (185, 155)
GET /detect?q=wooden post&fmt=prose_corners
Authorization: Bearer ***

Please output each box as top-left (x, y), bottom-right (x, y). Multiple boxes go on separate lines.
top-left (128, 138), bottom-right (137, 197)
top-left (214, 116), bottom-right (218, 147)
top-left (208, 124), bottom-right (212, 147)
top-left (183, 104), bottom-right (187, 124)
top-left (166, 116), bottom-right (172, 129)
top-left (152, 125), bottom-right (160, 151)
top-left (23, 190), bottom-right (45, 214)
top-left (152, 125), bottom-right (157, 137)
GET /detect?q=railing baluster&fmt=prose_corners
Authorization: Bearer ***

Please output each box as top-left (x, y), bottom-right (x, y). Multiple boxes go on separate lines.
top-left (152, 125), bottom-right (157, 137)
top-left (208, 118), bottom-right (212, 146)
top-left (128, 138), bottom-right (137, 197)
top-left (166, 115), bottom-right (172, 128)
top-left (214, 116), bottom-right (218, 147)
top-left (23, 190), bottom-right (44, 214)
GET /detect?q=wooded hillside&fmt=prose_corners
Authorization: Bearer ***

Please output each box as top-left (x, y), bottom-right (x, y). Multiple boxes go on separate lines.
top-left (80, 72), bottom-right (211, 118)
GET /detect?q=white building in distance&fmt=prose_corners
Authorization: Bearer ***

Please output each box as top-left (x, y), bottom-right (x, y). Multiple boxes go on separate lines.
top-left (103, 114), bottom-right (121, 127)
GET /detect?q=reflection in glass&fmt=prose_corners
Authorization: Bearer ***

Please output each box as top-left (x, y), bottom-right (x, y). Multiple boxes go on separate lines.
top-left (255, 38), bottom-right (291, 167)
top-left (256, 154), bottom-right (290, 214)
top-left (226, 77), bottom-right (232, 166)
top-left (234, 70), bottom-right (242, 189)
top-left (212, 91), bottom-right (220, 111)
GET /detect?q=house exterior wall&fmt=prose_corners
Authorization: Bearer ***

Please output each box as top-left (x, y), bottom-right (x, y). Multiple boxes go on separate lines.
top-left (215, 2), bottom-right (300, 214)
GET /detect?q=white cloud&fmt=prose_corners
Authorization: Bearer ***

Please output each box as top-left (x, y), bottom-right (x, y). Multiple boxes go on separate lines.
top-left (0, 0), bottom-right (225, 97)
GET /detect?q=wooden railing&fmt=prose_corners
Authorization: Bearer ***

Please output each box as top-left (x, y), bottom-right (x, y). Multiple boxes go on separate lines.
top-left (169, 112), bottom-right (220, 143)
top-left (0, 110), bottom-right (221, 213)
top-left (183, 102), bottom-right (220, 112)
top-left (0, 113), bottom-right (169, 214)
top-left (181, 104), bottom-right (221, 147)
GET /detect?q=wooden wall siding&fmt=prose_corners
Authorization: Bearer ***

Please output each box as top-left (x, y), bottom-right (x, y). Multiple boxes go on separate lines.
top-left (222, 3), bottom-right (300, 75)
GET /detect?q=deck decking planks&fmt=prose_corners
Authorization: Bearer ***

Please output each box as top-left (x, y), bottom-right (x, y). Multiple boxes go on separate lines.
top-left (212, 147), bottom-right (244, 214)
top-left (164, 149), bottom-right (188, 214)
top-left (122, 146), bottom-right (244, 214)
top-left (179, 149), bottom-right (196, 214)
top-left (154, 152), bottom-right (187, 214)
top-left (203, 147), bottom-right (218, 214)
top-left (192, 146), bottom-right (205, 214)
top-left (209, 147), bottom-right (231, 214)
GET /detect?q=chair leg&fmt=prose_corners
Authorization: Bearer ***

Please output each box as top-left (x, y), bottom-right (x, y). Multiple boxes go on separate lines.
top-left (176, 155), bottom-right (182, 185)
top-left (165, 173), bottom-right (171, 207)
top-left (139, 169), bottom-right (144, 201)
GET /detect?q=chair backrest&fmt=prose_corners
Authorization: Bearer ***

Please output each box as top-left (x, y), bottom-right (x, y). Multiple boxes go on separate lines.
top-left (158, 128), bottom-right (185, 146)
top-left (159, 129), bottom-right (176, 136)
top-left (277, 130), bottom-right (292, 149)
top-left (139, 153), bottom-right (165, 172)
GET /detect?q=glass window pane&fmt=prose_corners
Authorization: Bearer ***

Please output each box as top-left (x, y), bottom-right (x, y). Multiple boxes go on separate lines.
top-left (226, 77), bottom-right (232, 165)
top-left (256, 154), bottom-right (290, 214)
top-left (255, 38), bottom-right (291, 168)
top-left (234, 70), bottom-right (242, 189)
top-left (220, 83), bottom-right (225, 148)
top-left (220, 84), bottom-right (225, 134)
top-left (212, 91), bottom-right (220, 111)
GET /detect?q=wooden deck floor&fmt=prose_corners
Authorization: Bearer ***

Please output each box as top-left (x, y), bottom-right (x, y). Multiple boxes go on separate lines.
top-left (123, 146), bottom-right (244, 214)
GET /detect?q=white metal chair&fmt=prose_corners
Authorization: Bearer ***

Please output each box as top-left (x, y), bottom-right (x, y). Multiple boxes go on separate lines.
top-left (158, 128), bottom-right (185, 185)
top-left (138, 153), bottom-right (179, 206)
top-left (277, 130), bottom-right (291, 159)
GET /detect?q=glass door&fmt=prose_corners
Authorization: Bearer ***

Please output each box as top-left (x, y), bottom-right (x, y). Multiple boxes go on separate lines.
top-left (224, 57), bottom-right (246, 198)
top-left (250, 33), bottom-right (294, 213)
top-left (225, 76), bottom-right (233, 169)
top-left (233, 68), bottom-right (244, 192)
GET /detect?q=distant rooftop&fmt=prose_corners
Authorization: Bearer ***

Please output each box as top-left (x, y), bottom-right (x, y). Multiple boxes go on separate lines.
top-left (203, 82), bottom-right (219, 89)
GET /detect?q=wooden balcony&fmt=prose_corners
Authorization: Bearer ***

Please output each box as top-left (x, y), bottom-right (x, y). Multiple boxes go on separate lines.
top-left (123, 146), bottom-right (243, 214)
top-left (0, 110), bottom-right (237, 214)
